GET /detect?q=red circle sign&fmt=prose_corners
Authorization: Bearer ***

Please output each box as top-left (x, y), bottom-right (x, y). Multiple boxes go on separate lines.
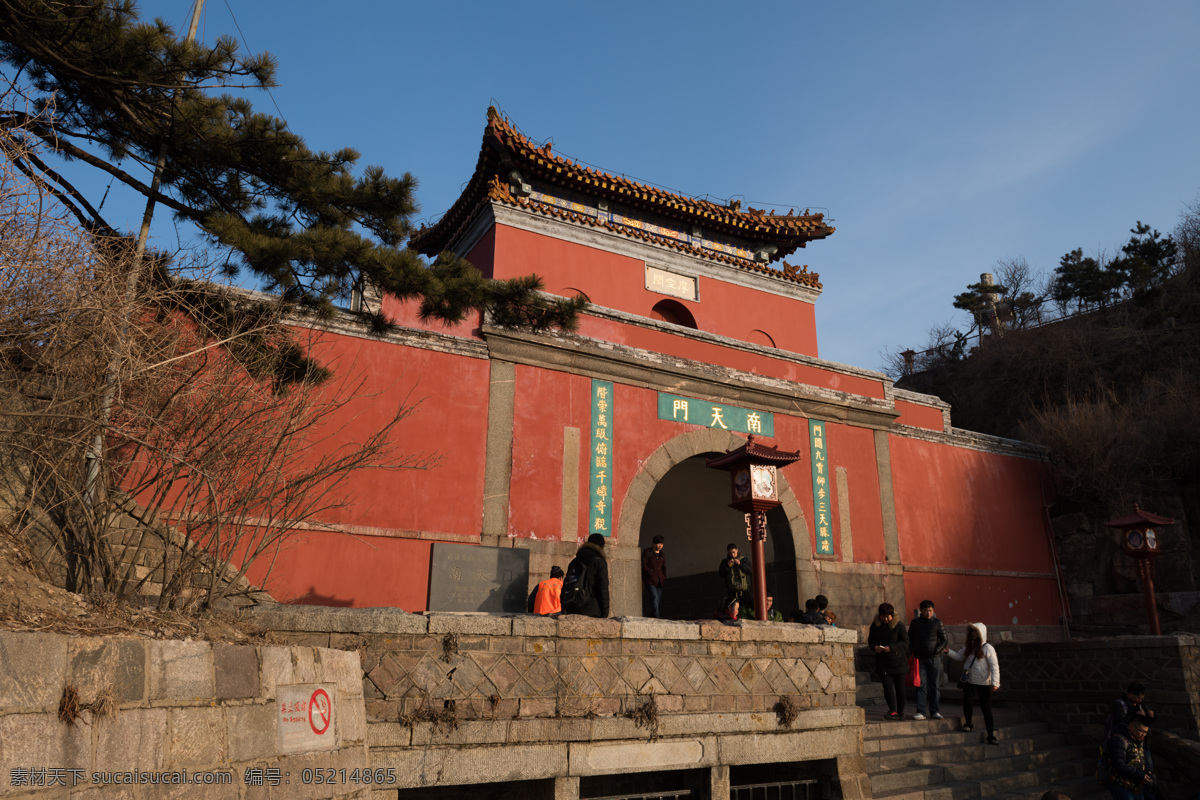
top-left (308, 688), bottom-right (331, 735)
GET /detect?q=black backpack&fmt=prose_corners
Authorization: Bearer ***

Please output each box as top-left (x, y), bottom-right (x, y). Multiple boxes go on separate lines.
top-left (560, 556), bottom-right (592, 611)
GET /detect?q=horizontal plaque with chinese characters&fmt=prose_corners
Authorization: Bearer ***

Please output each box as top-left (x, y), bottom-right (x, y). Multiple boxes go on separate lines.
top-left (645, 265), bottom-right (698, 301)
top-left (657, 393), bottom-right (774, 437)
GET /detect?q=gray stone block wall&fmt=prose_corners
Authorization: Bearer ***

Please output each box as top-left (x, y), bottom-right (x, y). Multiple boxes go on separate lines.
top-left (246, 607), bottom-right (870, 796)
top-left (0, 631), bottom-right (369, 798)
top-left (996, 633), bottom-right (1200, 739)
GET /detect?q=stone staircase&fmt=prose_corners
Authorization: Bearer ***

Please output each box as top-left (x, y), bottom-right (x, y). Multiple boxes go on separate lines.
top-left (863, 711), bottom-right (1105, 800)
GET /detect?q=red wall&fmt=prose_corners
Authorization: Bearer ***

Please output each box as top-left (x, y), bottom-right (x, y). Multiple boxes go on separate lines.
top-left (888, 435), bottom-right (1059, 625)
top-left (825, 422), bottom-right (887, 563)
top-left (232, 328), bottom-right (492, 609)
top-left (490, 225), bottom-right (819, 357)
top-left (245, 533), bottom-right (444, 611)
top-left (894, 400), bottom-right (945, 431)
top-left (507, 366), bottom-right (594, 541)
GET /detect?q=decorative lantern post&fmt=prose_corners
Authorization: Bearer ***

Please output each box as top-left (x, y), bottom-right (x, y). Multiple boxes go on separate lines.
top-left (1104, 504), bottom-right (1175, 636)
top-left (706, 435), bottom-right (801, 621)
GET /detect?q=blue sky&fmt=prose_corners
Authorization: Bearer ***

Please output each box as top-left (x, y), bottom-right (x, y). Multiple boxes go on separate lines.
top-left (106, 1), bottom-right (1200, 373)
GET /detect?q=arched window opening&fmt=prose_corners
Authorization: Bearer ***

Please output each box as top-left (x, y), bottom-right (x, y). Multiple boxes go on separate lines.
top-left (747, 329), bottom-right (777, 348)
top-left (558, 287), bottom-right (590, 302)
top-left (650, 299), bottom-right (697, 329)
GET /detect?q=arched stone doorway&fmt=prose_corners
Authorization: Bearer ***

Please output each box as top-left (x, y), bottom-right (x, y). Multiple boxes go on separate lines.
top-left (613, 429), bottom-right (815, 619)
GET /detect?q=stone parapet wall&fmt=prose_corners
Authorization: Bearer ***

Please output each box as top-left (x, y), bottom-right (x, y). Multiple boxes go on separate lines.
top-left (245, 607), bottom-right (869, 796)
top-left (0, 631), bottom-right (367, 798)
top-left (995, 634), bottom-right (1200, 739)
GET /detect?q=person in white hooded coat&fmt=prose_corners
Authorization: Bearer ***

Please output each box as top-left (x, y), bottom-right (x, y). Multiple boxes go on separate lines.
top-left (948, 622), bottom-right (1001, 744)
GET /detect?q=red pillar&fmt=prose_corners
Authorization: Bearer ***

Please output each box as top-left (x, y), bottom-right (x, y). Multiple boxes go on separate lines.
top-left (750, 511), bottom-right (767, 621)
top-left (1138, 559), bottom-right (1161, 635)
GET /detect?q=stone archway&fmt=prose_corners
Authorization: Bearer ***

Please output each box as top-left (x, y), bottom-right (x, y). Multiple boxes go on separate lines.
top-left (608, 428), bottom-right (817, 618)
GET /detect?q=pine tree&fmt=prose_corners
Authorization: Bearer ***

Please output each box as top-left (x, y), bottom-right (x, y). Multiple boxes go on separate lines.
top-left (0, 0), bottom-right (584, 332)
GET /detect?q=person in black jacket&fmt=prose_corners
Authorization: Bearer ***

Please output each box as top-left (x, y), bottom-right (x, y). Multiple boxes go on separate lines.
top-left (717, 543), bottom-right (752, 608)
top-left (907, 599), bottom-right (949, 720)
top-left (641, 535), bottom-right (666, 618)
top-left (868, 602), bottom-right (910, 720)
top-left (561, 533), bottom-right (610, 618)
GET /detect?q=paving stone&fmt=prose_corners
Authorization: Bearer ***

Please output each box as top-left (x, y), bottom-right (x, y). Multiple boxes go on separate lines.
top-left (69, 637), bottom-right (147, 705)
top-left (242, 605), bottom-right (427, 635)
top-left (426, 613), bottom-right (512, 636)
top-left (556, 616), bottom-right (621, 639)
top-left (149, 640), bottom-right (214, 702)
top-left (0, 710), bottom-right (92, 789)
top-left (616, 618), bottom-right (700, 640)
top-left (167, 706), bottom-right (225, 767)
top-left (698, 621), bottom-right (742, 642)
top-left (371, 743), bottom-right (568, 789)
top-left (740, 623), bottom-right (820, 643)
top-left (0, 631), bottom-right (69, 712)
top-left (511, 616), bottom-right (557, 638)
top-left (319, 647), bottom-right (364, 699)
top-left (95, 707), bottom-right (169, 772)
top-left (225, 703), bottom-right (277, 762)
top-left (213, 644), bottom-right (259, 700)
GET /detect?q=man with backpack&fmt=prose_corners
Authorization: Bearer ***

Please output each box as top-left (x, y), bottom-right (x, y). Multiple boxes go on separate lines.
top-left (560, 533), bottom-right (610, 618)
top-left (718, 543), bottom-right (752, 608)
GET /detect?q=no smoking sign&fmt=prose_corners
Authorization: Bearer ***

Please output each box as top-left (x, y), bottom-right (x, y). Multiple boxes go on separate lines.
top-left (278, 684), bottom-right (337, 754)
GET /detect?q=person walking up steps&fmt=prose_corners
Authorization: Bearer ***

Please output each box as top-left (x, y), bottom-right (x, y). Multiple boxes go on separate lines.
top-left (949, 622), bottom-right (1001, 744)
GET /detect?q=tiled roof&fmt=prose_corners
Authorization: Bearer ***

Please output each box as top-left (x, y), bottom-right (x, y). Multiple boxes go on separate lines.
top-left (410, 108), bottom-right (832, 288)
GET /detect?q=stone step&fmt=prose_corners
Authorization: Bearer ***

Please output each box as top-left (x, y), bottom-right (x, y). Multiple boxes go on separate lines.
top-left (943, 746), bottom-right (1087, 781)
top-left (1015, 774), bottom-right (1109, 800)
top-left (870, 747), bottom-right (1084, 796)
top-left (871, 765), bottom-right (948, 794)
top-left (866, 704), bottom-right (1095, 800)
top-left (974, 757), bottom-right (1091, 795)
top-left (864, 714), bottom-right (1045, 742)
top-left (869, 738), bottom-right (1035, 771)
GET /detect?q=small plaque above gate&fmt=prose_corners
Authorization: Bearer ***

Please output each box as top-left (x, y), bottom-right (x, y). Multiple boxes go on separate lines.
top-left (645, 265), bottom-right (697, 301)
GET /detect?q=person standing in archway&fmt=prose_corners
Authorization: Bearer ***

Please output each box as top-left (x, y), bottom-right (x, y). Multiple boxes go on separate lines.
top-left (718, 543), bottom-right (753, 609)
top-left (641, 535), bottom-right (666, 618)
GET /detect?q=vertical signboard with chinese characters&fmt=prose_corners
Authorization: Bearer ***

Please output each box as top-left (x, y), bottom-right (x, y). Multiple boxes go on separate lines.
top-left (809, 420), bottom-right (834, 555)
top-left (589, 380), bottom-right (614, 536)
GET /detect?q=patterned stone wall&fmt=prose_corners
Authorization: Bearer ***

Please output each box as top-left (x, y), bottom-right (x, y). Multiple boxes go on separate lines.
top-left (247, 608), bottom-right (870, 797)
top-left (995, 634), bottom-right (1200, 739)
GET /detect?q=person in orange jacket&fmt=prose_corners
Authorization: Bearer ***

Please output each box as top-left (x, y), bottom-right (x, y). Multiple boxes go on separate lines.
top-left (527, 566), bottom-right (564, 615)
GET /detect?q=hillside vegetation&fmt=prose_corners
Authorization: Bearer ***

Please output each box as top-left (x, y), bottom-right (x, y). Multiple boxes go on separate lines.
top-left (894, 203), bottom-right (1200, 603)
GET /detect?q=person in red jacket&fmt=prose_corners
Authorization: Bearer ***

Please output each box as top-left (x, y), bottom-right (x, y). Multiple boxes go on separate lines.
top-left (527, 566), bottom-right (564, 615)
top-left (641, 535), bottom-right (666, 618)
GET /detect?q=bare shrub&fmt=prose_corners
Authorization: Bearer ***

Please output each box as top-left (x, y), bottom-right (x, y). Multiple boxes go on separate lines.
top-left (0, 93), bottom-right (430, 611)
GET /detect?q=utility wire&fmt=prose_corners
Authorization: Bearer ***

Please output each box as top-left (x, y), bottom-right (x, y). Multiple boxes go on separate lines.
top-left (222, 0), bottom-right (287, 120)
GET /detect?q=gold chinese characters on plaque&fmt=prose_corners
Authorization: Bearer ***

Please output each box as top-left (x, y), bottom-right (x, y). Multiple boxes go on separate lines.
top-left (645, 265), bottom-right (697, 301)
